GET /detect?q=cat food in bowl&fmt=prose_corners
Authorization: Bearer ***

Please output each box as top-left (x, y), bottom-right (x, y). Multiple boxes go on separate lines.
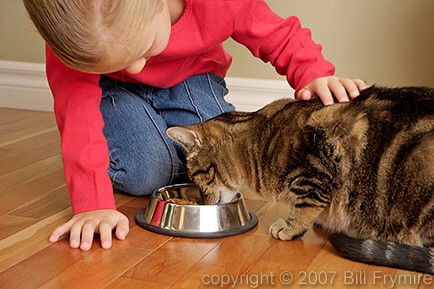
top-left (135, 183), bottom-right (258, 238)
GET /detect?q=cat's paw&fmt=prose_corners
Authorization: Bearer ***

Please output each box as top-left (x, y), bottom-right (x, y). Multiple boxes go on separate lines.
top-left (202, 188), bottom-right (237, 204)
top-left (203, 192), bottom-right (220, 205)
top-left (269, 219), bottom-right (307, 241)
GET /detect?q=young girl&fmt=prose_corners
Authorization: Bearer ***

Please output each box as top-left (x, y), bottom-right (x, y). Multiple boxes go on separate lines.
top-left (23, 0), bottom-right (366, 250)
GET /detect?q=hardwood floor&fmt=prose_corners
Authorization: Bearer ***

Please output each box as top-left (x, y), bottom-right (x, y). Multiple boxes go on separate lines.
top-left (0, 107), bottom-right (431, 289)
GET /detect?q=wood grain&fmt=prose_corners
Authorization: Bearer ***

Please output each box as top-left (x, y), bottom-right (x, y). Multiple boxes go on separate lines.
top-left (0, 129), bottom-right (60, 175)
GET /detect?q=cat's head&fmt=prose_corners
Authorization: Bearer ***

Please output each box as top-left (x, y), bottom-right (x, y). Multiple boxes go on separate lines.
top-left (167, 115), bottom-right (248, 204)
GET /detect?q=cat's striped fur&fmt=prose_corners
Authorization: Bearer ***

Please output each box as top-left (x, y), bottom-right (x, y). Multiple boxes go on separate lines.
top-left (167, 86), bottom-right (434, 274)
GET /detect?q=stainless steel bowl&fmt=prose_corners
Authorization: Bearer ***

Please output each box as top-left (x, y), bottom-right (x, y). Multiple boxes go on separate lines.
top-left (135, 183), bottom-right (258, 238)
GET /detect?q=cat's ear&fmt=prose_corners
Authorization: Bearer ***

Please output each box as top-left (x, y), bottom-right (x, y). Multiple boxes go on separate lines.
top-left (166, 127), bottom-right (202, 151)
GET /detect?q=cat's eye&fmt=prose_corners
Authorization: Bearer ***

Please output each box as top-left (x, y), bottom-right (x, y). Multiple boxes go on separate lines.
top-left (191, 164), bottom-right (216, 185)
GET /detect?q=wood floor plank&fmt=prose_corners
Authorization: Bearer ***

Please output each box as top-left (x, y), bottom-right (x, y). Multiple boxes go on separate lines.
top-left (38, 246), bottom-right (153, 289)
top-left (297, 241), bottom-right (369, 289)
top-left (7, 185), bottom-right (70, 220)
top-left (168, 234), bottom-right (276, 289)
top-left (0, 109), bottom-right (55, 129)
top-left (0, 108), bottom-right (49, 125)
top-left (0, 154), bottom-right (63, 192)
top-left (0, 211), bottom-right (170, 287)
top-left (247, 229), bottom-right (327, 272)
top-left (105, 277), bottom-right (169, 289)
top-left (0, 240), bottom-right (94, 289)
top-left (0, 130), bottom-right (60, 175)
top-left (249, 200), bottom-right (290, 237)
top-left (120, 195), bottom-right (150, 209)
top-left (117, 205), bottom-right (144, 231)
top-left (0, 113), bottom-right (57, 146)
top-left (110, 225), bottom-right (172, 251)
top-left (34, 224), bottom-right (171, 288)
top-left (0, 215), bottom-right (39, 240)
top-left (0, 208), bottom-right (71, 273)
top-left (123, 238), bottom-right (222, 286)
top-left (0, 162), bottom-right (66, 215)
top-left (244, 199), bottom-right (267, 213)
top-left (0, 108), bottom-right (19, 121)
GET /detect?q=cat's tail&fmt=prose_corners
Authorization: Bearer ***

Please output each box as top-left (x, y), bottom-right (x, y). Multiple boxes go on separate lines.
top-left (329, 233), bottom-right (434, 275)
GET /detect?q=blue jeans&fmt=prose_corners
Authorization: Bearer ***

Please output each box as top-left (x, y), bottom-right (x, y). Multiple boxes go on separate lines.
top-left (99, 73), bottom-right (235, 196)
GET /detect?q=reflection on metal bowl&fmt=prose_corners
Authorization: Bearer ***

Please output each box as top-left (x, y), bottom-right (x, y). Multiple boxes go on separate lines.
top-left (135, 183), bottom-right (258, 238)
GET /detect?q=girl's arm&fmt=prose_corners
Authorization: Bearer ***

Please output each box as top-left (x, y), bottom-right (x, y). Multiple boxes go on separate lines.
top-left (46, 47), bottom-right (128, 250)
top-left (231, 0), bottom-right (366, 104)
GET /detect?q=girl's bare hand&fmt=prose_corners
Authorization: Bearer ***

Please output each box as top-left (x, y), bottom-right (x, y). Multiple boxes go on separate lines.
top-left (297, 76), bottom-right (367, 105)
top-left (49, 209), bottom-right (129, 251)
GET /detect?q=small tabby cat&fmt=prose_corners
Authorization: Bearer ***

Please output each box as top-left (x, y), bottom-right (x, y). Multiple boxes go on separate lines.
top-left (166, 86), bottom-right (434, 274)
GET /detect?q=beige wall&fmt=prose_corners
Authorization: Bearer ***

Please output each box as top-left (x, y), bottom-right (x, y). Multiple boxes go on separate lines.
top-left (224, 0), bottom-right (434, 87)
top-left (0, 0), bottom-right (45, 63)
top-left (2, 0), bottom-right (434, 87)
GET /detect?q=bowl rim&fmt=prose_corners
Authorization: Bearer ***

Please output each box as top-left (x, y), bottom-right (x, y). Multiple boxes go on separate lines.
top-left (135, 207), bottom-right (258, 238)
top-left (153, 183), bottom-right (243, 207)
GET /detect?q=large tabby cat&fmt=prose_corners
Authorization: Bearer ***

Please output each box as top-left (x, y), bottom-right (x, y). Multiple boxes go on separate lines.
top-left (166, 86), bottom-right (434, 274)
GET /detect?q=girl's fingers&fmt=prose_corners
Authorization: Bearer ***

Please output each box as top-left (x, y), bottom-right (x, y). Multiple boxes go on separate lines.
top-left (354, 78), bottom-right (368, 91)
top-left (115, 217), bottom-right (130, 241)
top-left (80, 221), bottom-right (97, 251)
top-left (340, 78), bottom-right (359, 98)
top-left (99, 220), bottom-right (114, 249)
top-left (49, 220), bottom-right (74, 243)
top-left (49, 210), bottom-right (130, 250)
top-left (296, 88), bottom-right (312, 100)
top-left (69, 221), bottom-right (85, 249)
top-left (330, 79), bottom-right (350, 103)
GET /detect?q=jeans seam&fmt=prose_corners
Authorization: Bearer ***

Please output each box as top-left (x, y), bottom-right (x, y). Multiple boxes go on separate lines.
top-left (183, 80), bottom-right (204, 123)
top-left (207, 73), bottom-right (225, 114)
top-left (111, 170), bottom-right (122, 187)
top-left (140, 98), bottom-right (176, 184)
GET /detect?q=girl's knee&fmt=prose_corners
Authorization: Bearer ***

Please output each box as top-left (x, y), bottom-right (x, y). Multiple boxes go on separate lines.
top-left (109, 142), bottom-right (183, 196)
top-left (111, 156), bottom-right (181, 196)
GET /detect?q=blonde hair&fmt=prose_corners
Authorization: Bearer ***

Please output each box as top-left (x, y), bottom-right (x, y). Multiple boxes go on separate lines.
top-left (23, 0), bottom-right (164, 72)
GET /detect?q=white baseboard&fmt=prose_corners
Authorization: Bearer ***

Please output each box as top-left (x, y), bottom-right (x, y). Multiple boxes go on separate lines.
top-left (0, 61), bottom-right (53, 111)
top-left (225, 76), bottom-right (294, 111)
top-left (0, 60), bottom-right (293, 112)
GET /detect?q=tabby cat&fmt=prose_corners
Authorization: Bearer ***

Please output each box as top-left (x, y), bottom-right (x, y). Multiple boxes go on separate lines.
top-left (166, 86), bottom-right (434, 274)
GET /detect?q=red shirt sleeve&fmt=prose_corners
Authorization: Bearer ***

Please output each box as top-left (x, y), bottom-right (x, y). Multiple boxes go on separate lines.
top-left (231, 0), bottom-right (335, 93)
top-left (46, 46), bottom-right (116, 214)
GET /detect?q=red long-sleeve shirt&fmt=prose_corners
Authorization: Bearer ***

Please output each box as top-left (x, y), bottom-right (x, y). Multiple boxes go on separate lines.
top-left (46, 0), bottom-right (335, 214)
